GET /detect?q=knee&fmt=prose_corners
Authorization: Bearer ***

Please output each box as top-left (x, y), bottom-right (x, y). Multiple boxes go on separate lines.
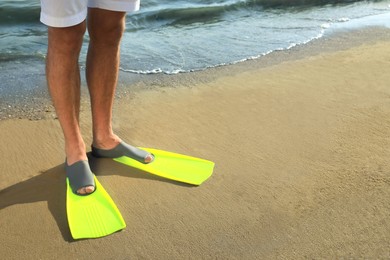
top-left (88, 18), bottom-right (125, 47)
top-left (48, 22), bottom-right (86, 53)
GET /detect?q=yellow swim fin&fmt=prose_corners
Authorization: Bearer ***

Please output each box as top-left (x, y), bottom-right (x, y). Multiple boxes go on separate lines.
top-left (114, 148), bottom-right (214, 185)
top-left (66, 176), bottom-right (126, 239)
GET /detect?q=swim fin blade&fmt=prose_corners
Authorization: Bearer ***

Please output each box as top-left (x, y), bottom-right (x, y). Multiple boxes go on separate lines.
top-left (114, 148), bottom-right (214, 185)
top-left (66, 176), bottom-right (126, 239)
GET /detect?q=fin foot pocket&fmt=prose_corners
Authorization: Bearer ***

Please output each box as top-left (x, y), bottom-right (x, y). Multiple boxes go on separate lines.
top-left (91, 141), bottom-right (154, 164)
top-left (66, 160), bottom-right (96, 195)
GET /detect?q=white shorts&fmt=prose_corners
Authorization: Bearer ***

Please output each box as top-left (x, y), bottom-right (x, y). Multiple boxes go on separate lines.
top-left (40, 0), bottom-right (140, 28)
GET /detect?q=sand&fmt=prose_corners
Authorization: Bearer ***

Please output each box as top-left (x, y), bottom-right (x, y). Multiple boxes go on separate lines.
top-left (1, 28), bottom-right (390, 259)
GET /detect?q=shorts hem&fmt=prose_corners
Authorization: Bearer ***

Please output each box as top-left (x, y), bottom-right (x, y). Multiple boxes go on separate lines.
top-left (88, 1), bottom-right (140, 13)
top-left (40, 9), bottom-right (88, 28)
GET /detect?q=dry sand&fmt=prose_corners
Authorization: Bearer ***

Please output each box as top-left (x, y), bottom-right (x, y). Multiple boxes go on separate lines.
top-left (1, 29), bottom-right (390, 259)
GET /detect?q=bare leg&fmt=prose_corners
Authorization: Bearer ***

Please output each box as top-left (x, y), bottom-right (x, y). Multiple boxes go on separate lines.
top-left (46, 22), bottom-right (94, 194)
top-left (86, 8), bottom-right (153, 163)
top-left (86, 8), bottom-right (125, 149)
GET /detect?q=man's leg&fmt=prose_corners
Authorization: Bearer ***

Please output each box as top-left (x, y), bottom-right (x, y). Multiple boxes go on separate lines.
top-left (86, 8), bottom-right (153, 163)
top-left (86, 8), bottom-right (125, 149)
top-left (46, 22), bottom-right (94, 194)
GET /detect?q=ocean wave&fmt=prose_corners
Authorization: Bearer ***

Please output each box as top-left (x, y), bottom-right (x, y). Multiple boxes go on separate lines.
top-left (0, 0), bottom-right (383, 27)
top-left (128, 0), bottom-right (382, 29)
top-left (0, 5), bottom-right (41, 25)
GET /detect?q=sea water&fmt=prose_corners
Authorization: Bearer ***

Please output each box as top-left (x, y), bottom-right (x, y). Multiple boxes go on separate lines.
top-left (1, 0), bottom-right (390, 97)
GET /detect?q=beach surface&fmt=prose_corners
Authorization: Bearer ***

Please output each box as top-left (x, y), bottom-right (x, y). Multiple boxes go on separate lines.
top-left (1, 29), bottom-right (390, 259)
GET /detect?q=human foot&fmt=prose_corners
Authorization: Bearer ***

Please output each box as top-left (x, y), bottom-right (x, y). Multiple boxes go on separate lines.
top-left (91, 141), bottom-right (154, 164)
top-left (66, 160), bottom-right (95, 195)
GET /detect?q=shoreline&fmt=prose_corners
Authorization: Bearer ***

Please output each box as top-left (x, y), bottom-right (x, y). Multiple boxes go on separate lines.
top-left (1, 26), bottom-right (390, 120)
top-left (2, 27), bottom-right (390, 258)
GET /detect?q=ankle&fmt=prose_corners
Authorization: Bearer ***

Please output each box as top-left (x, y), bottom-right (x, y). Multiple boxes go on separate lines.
top-left (66, 154), bottom-right (88, 165)
top-left (92, 134), bottom-right (120, 150)
top-left (65, 142), bottom-right (87, 165)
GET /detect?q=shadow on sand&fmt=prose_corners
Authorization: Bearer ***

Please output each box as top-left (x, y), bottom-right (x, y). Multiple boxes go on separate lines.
top-left (0, 153), bottom-right (192, 242)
